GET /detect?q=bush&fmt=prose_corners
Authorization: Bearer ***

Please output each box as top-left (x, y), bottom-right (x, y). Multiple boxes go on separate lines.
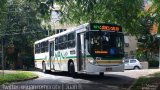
top-left (148, 60), bottom-right (159, 67)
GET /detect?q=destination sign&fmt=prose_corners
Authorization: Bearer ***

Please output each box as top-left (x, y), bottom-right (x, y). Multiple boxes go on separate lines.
top-left (95, 51), bottom-right (108, 54)
top-left (90, 23), bottom-right (122, 32)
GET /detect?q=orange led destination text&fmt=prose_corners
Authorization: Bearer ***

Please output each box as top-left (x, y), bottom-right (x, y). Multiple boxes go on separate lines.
top-left (95, 51), bottom-right (108, 54)
top-left (101, 26), bottom-right (120, 31)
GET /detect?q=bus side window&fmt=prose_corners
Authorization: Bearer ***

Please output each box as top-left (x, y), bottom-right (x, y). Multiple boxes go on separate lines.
top-left (55, 38), bottom-right (58, 50)
top-left (86, 32), bottom-right (89, 40)
top-left (68, 40), bottom-right (75, 48)
top-left (60, 35), bottom-right (67, 49)
top-left (45, 41), bottom-right (48, 52)
top-left (41, 42), bottom-right (45, 53)
top-left (63, 35), bottom-right (68, 49)
top-left (68, 32), bottom-right (75, 41)
top-left (59, 36), bottom-right (63, 50)
top-left (68, 32), bottom-right (75, 48)
top-left (35, 44), bottom-right (38, 53)
top-left (37, 43), bottom-right (40, 53)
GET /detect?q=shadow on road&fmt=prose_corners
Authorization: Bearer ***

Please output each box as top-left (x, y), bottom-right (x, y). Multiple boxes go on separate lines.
top-left (46, 71), bottom-right (135, 89)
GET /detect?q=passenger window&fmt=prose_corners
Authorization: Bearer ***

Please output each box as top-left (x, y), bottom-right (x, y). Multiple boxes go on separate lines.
top-left (63, 35), bottom-right (68, 42)
top-left (55, 38), bottom-right (58, 44)
top-left (41, 42), bottom-right (45, 53)
top-left (37, 43), bottom-right (40, 53)
top-left (68, 33), bottom-right (75, 41)
top-left (68, 40), bottom-right (75, 48)
top-left (67, 32), bottom-right (75, 48)
top-left (45, 41), bottom-right (48, 52)
top-left (55, 44), bottom-right (58, 50)
top-left (59, 36), bottom-right (63, 43)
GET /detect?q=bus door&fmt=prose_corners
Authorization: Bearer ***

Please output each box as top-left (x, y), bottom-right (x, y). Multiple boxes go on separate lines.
top-left (77, 33), bottom-right (86, 71)
top-left (49, 41), bottom-right (54, 70)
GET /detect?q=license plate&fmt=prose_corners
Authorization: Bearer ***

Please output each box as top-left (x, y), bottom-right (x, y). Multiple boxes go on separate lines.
top-left (106, 68), bottom-right (112, 71)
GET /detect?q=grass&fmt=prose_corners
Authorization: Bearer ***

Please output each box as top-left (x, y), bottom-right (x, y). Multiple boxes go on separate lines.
top-left (0, 71), bottom-right (38, 85)
top-left (131, 72), bottom-right (160, 90)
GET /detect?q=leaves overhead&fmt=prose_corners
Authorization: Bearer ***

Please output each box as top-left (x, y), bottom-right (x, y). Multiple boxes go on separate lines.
top-left (0, 0), bottom-right (47, 60)
top-left (150, 0), bottom-right (160, 34)
top-left (56, 0), bottom-right (144, 34)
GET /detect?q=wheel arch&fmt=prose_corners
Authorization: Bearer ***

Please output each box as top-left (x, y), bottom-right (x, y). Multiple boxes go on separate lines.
top-left (134, 65), bottom-right (140, 69)
top-left (68, 59), bottom-right (74, 70)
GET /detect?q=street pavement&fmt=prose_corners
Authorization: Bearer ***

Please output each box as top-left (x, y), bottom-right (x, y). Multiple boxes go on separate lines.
top-left (0, 69), bottom-right (160, 90)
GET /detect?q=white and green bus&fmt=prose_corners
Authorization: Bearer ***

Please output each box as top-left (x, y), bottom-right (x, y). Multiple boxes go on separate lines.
top-left (34, 23), bottom-right (124, 76)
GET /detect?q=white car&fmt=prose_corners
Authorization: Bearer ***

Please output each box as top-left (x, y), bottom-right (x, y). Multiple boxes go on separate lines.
top-left (124, 59), bottom-right (142, 70)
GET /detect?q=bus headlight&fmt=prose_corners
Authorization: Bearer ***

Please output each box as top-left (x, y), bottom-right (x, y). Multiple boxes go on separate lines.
top-left (88, 59), bottom-right (97, 64)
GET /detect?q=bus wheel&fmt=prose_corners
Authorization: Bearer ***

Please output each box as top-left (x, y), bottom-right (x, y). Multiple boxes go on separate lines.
top-left (42, 62), bottom-right (46, 73)
top-left (99, 72), bottom-right (104, 76)
top-left (68, 61), bottom-right (76, 77)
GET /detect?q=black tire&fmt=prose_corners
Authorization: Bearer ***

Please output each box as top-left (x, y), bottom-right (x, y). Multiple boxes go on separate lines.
top-left (68, 61), bottom-right (76, 77)
top-left (42, 62), bottom-right (46, 73)
top-left (133, 66), bottom-right (140, 70)
top-left (99, 72), bottom-right (104, 76)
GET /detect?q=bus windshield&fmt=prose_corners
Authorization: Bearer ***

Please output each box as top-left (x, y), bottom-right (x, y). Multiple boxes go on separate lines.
top-left (88, 31), bottom-right (124, 57)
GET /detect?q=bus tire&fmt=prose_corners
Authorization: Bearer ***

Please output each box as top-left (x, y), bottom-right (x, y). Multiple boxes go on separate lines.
top-left (42, 62), bottom-right (46, 73)
top-left (68, 61), bottom-right (76, 77)
top-left (99, 72), bottom-right (104, 76)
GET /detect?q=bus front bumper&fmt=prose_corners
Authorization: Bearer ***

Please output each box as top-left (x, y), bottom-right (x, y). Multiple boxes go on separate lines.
top-left (86, 62), bottom-right (124, 73)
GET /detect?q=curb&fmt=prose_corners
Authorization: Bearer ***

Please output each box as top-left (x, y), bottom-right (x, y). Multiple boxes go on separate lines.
top-left (11, 76), bottom-right (39, 83)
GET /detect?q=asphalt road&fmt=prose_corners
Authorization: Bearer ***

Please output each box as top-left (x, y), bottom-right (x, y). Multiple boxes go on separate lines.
top-left (1, 69), bottom-right (160, 90)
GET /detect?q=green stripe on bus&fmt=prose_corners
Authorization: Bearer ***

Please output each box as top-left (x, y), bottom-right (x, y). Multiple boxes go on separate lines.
top-left (35, 56), bottom-right (123, 60)
top-left (66, 55), bottom-right (122, 60)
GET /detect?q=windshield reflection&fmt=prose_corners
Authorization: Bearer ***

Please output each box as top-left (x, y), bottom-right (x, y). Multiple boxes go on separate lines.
top-left (89, 31), bottom-right (124, 57)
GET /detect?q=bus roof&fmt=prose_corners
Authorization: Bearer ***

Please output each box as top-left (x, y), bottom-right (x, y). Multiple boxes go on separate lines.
top-left (34, 23), bottom-right (89, 44)
top-left (34, 23), bottom-right (122, 44)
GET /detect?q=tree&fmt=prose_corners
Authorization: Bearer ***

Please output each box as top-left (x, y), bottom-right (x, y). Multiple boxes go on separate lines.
top-left (0, 0), bottom-right (47, 69)
top-left (54, 0), bottom-right (144, 34)
top-left (134, 0), bottom-right (160, 61)
top-left (150, 0), bottom-right (160, 34)
top-left (0, 0), bottom-right (7, 17)
top-left (0, 0), bottom-right (7, 33)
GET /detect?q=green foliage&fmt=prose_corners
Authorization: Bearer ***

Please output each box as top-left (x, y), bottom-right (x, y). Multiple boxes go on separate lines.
top-left (3, 0), bottom-right (46, 48)
top-left (148, 60), bottom-right (159, 67)
top-left (56, 0), bottom-right (144, 34)
top-left (151, 0), bottom-right (160, 34)
top-left (0, 0), bottom-right (7, 12)
top-left (0, 0), bottom-right (7, 30)
top-left (131, 72), bottom-right (160, 90)
top-left (0, 71), bottom-right (38, 85)
top-left (131, 77), bottom-right (151, 90)
top-left (0, 0), bottom-right (47, 67)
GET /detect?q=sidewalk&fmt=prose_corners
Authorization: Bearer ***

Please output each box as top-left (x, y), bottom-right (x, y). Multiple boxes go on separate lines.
top-left (106, 69), bottom-right (160, 79)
